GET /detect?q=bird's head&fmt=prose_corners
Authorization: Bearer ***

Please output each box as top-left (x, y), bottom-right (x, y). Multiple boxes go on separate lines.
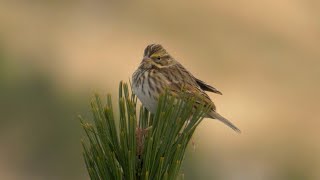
top-left (140, 44), bottom-right (175, 68)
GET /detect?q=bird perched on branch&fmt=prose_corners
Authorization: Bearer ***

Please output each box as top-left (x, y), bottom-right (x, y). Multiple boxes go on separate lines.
top-left (132, 44), bottom-right (240, 133)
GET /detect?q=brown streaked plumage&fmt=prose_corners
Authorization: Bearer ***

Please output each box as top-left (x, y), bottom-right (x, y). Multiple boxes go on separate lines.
top-left (132, 44), bottom-right (240, 133)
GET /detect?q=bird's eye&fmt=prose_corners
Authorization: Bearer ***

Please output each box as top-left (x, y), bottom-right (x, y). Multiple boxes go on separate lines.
top-left (150, 54), bottom-right (161, 61)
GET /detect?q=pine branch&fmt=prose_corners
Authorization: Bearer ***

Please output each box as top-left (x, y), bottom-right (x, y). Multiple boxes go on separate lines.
top-left (80, 81), bottom-right (210, 180)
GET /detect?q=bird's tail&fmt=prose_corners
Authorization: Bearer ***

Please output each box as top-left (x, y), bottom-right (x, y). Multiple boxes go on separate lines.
top-left (208, 111), bottom-right (241, 133)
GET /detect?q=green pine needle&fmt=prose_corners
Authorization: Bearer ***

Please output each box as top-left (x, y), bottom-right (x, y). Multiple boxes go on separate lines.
top-left (80, 81), bottom-right (211, 180)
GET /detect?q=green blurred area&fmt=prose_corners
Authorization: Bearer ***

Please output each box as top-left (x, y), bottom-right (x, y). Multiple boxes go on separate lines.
top-left (0, 1), bottom-right (319, 179)
top-left (0, 46), bottom-right (88, 179)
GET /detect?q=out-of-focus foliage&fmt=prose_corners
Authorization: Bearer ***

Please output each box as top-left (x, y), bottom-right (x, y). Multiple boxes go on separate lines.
top-left (0, 47), bottom-right (87, 179)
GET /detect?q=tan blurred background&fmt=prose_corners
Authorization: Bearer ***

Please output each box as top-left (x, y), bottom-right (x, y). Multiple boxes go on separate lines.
top-left (1, 0), bottom-right (320, 179)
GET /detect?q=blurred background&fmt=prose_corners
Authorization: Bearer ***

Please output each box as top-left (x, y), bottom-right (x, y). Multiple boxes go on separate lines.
top-left (1, 0), bottom-right (319, 179)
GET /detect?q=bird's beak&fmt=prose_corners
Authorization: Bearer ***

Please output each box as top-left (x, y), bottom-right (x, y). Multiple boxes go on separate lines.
top-left (141, 57), bottom-right (153, 68)
top-left (142, 57), bottom-right (152, 63)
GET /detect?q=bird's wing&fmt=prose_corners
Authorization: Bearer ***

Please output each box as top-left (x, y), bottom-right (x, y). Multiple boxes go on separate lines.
top-left (164, 63), bottom-right (217, 110)
top-left (195, 78), bottom-right (222, 95)
top-left (164, 63), bottom-right (240, 133)
top-left (168, 81), bottom-right (216, 111)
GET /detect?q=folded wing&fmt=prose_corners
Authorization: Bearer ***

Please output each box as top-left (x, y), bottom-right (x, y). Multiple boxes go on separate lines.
top-left (195, 78), bottom-right (222, 95)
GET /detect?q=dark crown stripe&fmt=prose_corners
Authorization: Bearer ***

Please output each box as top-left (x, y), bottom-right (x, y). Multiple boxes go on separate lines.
top-left (144, 44), bottom-right (164, 56)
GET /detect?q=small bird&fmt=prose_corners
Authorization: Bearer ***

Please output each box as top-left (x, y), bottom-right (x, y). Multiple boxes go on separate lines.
top-left (132, 44), bottom-right (240, 133)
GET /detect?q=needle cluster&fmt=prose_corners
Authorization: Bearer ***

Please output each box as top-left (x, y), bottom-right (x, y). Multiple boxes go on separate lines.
top-left (80, 81), bottom-right (210, 180)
